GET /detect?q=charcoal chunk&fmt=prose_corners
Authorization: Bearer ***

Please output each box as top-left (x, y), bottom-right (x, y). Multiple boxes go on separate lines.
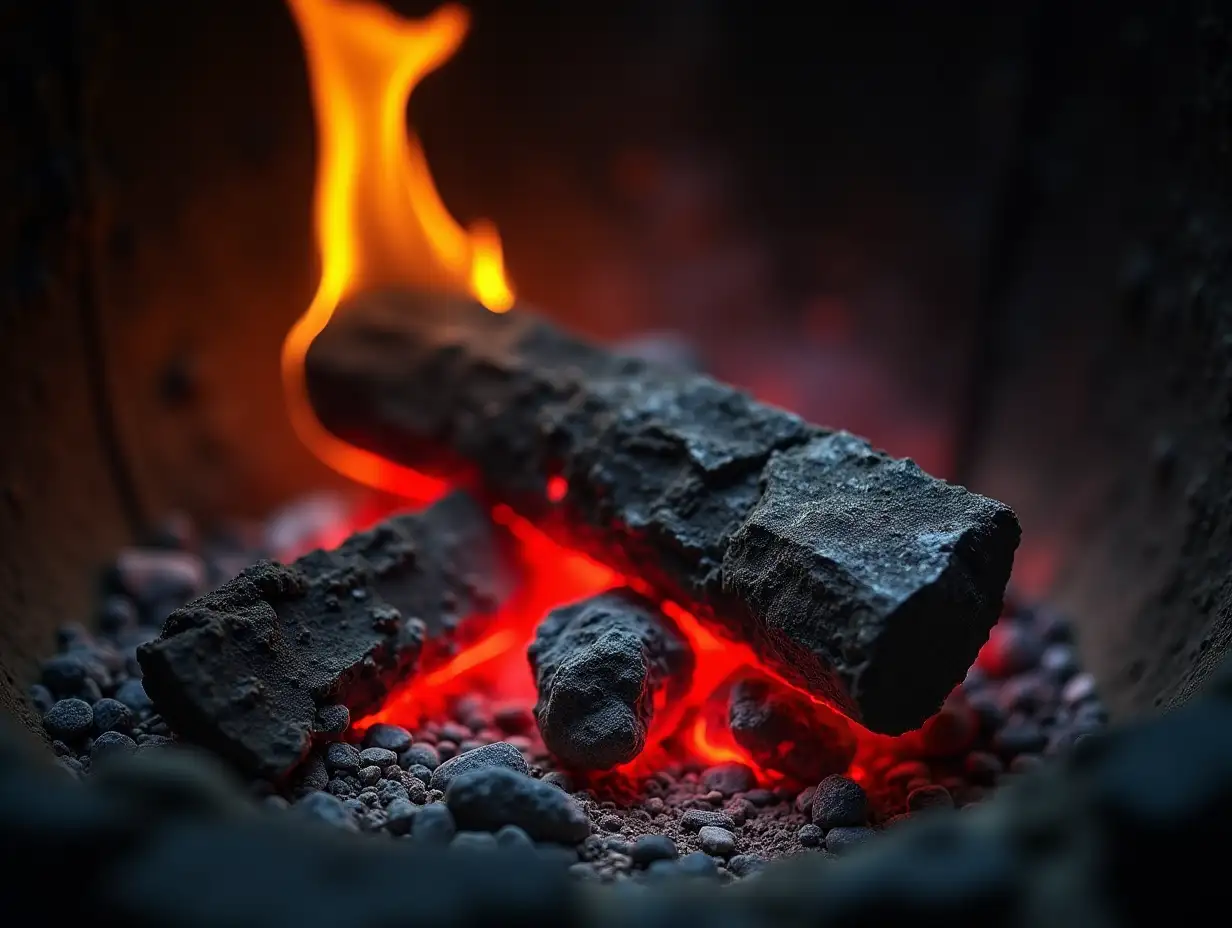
top-left (825, 825), bottom-right (875, 853)
top-left (697, 825), bottom-right (737, 857)
top-left (43, 698), bottom-right (93, 742)
top-left (811, 775), bottom-right (868, 829)
top-left (400, 743), bottom-right (440, 771)
top-left (728, 676), bottom-right (856, 782)
top-left (90, 731), bottom-right (138, 763)
top-left (358, 747), bottom-right (397, 768)
top-left (363, 723), bottom-right (411, 754)
top-left (680, 809), bottom-right (737, 833)
top-left (325, 743), bottom-right (361, 775)
top-left (430, 741), bottom-right (528, 792)
top-left (630, 834), bottom-right (678, 865)
top-left (307, 294), bottom-right (1019, 733)
top-left (137, 493), bottom-right (517, 782)
top-left (701, 762), bottom-right (756, 797)
top-left (314, 704), bottom-right (350, 738)
top-left (92, 698), bottom-right (135, 736)
top-left (446, 767), bottom-right (591, 844)
top-left (528, 589), bottom-right (693, 770)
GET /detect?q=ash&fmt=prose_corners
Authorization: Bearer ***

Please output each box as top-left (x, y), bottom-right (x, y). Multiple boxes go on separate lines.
top-left (29, 497), bottom-right (1106, 883)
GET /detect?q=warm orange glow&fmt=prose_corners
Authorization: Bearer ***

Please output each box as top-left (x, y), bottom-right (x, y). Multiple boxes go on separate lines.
top-left (282, 0), bottom-right (513, 500)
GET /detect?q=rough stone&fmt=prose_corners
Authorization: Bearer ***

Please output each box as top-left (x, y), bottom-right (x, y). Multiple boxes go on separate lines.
top-left (399, 742), bottom-right (440, 771)
top-left (680, 809), bottom-right (738, 833)
top-left (430, 741), bottom-right (528, 792)
top-left (325, 742), bottom-right (361, 775)
top-left (528, 589), bottom-right (694, 769)
top-left (728, 676), bottom-right (856, 782)
top-left (696, 825), bottom-right (737, 857)
top-left (90, 731), bottom-right (138, 763)
top-left (137, 493), bottom-right (518, 782)
top-left (824, 825), bottom-right (875, 854)
top-left (306, 293), bottom-right (1020, 733)
top-left (700, 762), bottom-right (756, 797)
top-left (810, 775), bottom-right (868, 829)
top-left (314, 704), bottom-right (350, 738)
top-left (363, 723), bottom-right (412, 754)
top-left (630, 834), bottom-right (678, 865)
top-left (91, 698), bottom-right (135, 736)
top-left (445, 767), bottom-right (591, 844)
top-left (294, 791), bottom-right (357, 831)
top-left (358, 747), bottom-right (397, 769)
top-left (43, 698), bottom-right (93, 742)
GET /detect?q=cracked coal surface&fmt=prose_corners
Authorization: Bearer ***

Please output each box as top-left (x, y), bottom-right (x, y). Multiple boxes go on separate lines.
top-left (23, 497), bottom-right (1113, 891)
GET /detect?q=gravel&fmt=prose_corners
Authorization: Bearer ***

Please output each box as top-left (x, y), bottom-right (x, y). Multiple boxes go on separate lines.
top-left (811, 776), bottom-right (868, 829)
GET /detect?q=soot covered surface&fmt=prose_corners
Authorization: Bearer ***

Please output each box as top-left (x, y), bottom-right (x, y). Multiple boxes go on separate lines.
top-left (28, 493), bottom-right (1106, 882)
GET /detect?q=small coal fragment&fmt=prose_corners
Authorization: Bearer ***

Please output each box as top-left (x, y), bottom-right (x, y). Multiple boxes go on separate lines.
top-left (528, 588), bottom-right (694, 770)
top-left (727, 854), bottom-right (767, 878)
top-left (314, 705), bottom-right (350, 738)
top-left (430, 741), bottom-right (528, 792)
top-left (137, 493), bottom-right (517, 782)
top-left (43, 698), bottom-right (93, 742)
top-left (680, 809), bottom-right (738, 833)
top-left (90, 731), bottom-right (137, 763)
top-left (363, 723), bottom-right (412, 753)
top-left (384, 798), bottom-right (417, 835)
top-left (400, 742), bottom-right (440, 771)
top-left (728, 676), bottom-right (856, 782)
top-left (701, 762), bottom-right (756, 797)
top-left (630, 834), bottom-right (678, 865)
top-left (114, 679), bottom-right (153, 715)
top-left (811, 775), bottom-right (868, 829)
top-left (306, 294), bottom-right (1020, 733)
top-left (696, 825), bottom-right (737, 857)
top-left (445, 767), bottom-right (591, 844)
top-left (358, 747), bottom-right (397, 768)
top-left (325, 742), bottom-right (361, 775)
top-left (798, 824), bottom-right (824, 847)
top-left (825, 825), bottom-right (875, 853)
top-left (92, 698), bottom-right (135, 735)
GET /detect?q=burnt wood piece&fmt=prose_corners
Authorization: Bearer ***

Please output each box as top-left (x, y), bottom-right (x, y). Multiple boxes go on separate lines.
top-left (305, 293), bottom-right (1021, 733)
top-left (137, 492), bottom-right (517, 782)
top-left (528, 589), bottom-right (694, 770)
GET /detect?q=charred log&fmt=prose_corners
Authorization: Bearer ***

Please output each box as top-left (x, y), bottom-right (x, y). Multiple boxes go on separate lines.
top-left (305, 293), bottom-right (1021, 733)
top-left (528, 589), bottom-right (694, 770)
top-left (137, 492), bottom-right (517, 782)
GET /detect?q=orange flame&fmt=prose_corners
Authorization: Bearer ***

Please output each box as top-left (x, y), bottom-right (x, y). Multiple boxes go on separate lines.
top-left (282, 0), bottom-right (513, 501)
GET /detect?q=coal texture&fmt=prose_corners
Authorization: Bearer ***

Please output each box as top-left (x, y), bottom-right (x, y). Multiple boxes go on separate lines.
top-left (445, 766), bottom-right (592, 844)
top-left (137, 493), bottom-right (517, 782)
top-left (528, 588), bottom-right (694, 769)
top-left (305, 293), bottom-right (1020, 732)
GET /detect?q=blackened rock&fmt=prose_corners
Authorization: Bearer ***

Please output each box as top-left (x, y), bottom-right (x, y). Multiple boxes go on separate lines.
top-left (697, 825), bottom-right (737, 857)
top-left (43, 698), bottom-right (93, 741)
top-left (727, 854), bottom-right (768, 877)
top-left (294, 752), bottom-right (329, 792)
top-left (294, 791), bottom-right (357, 831)
top-left (728, 676), bottom-right (855, 782)
top-left (724, 432), bottom-right (1019, 733)
top-left (630, 834), bottom-right (678, 865)
top-left (358, 747), bottom-right (397, 768)
top-left (528, 589), bottom-right (693, 770)
top-left (92, 698), bottom-right (135, 735)
top-left (307, 295), bottom-right (1020, 735)
top-left (314, 704), bottom-right (350, 738)
top-left (811, 775), bottom-right (868, 829)
top-left (41, 654), bottom-right (108, 698)
top-left (430, 741), bottom-right (528, 792)
top-left (701, 762), bottom-right (756, 797)
top-left (825, 825), bottom-right (875, 853)
top-left (446, 767), bottom-right (591, 844)
top-left (680, 809), bottom-right (737, 833)
top-left (798, 824), bottom-right (824, 847)
top-left (325, 742), bottom-right (361, 774)
top-left (90, 731), bottom-right (137, 762)
top-left (137, 493), bottom-right (517, 782)
top-left (114, 679), bottom-right (153, 715)
top-left (413, 802), bottom-right (457, 844)
top-left (400, 742), bottom-right (440, 771)
top-left (384, 798), bottom-right (417, 835)
top-left (363, 723), bottom-right (412, 754)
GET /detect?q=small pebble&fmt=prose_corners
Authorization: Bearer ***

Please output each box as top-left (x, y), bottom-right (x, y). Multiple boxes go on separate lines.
top-left (412, 802), bottom-right (457, 845)
top-left (687, 825), bottom-right (730, 857)
top-left (406, 763), bottom-right (434, 784)
top-left (440, 721), bottom-right (471, 743)
top-left (445, 767), bottom-right (591, 844)
top-left (315, 704), bottom-right (351, 738)
top-left (701, 762), bottom-right (755, 797)
top-left (325, 742), bottom-right (362, 774)
top-left (429, 741), bottom-right (528, 792)
top-left (798, 824), bottom-right (824, 847)
top-left (810, 775), bottom-right (868, 829)
top-left (358, 765), bottom-right (382, 787)
top-left (92, 698), bottom-right (135, 735)
top-left (43, 698), bottom-right (94, 742)
top-left (642, 796), bottom-right (665, 815)
top-left (794, 786), bottom-right (817, 815)
top-left (495, 824), bottom-right (535, 851)
top-left (90, 730), bottom-right (138, 762)
top-left (906, 785), bottom-right (954, 812)
top-left (358, 746), bottom-right (398, 768)
top-left (744, 788), bottom-right (774, 806)
top-left (727, 854), bottom-right (767, 878)
top-left (680, 809), bottom-right (737, 833)
top-left (384, 798), bottom-right (418, 835)
top-left (361, 724), bottom-right (411, 754)
top-left (825, 825), bottom-right (875, 854)
top-left (400, 742), bottom-right (440, 770)
top-left (114, 679), bottom-right (153, 715)
top-left (676, 851), bottom-right (720, 878)
top-left (436, 740), bottom-right (459, 761)
top-left (542, 771), bottom-right (573, 792)
top-left (599, 814), bottom-right (623, 832)
top-left (295, 791), bottom-right (358, 831)
top-left (630, 834), bottom-right (678, 865)
top-left (452, 831), bottom-right (500, 853)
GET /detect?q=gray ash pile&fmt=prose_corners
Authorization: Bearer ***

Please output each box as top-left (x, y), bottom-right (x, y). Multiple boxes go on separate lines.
top-left (26, 494), bottom-right (1108, 884)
